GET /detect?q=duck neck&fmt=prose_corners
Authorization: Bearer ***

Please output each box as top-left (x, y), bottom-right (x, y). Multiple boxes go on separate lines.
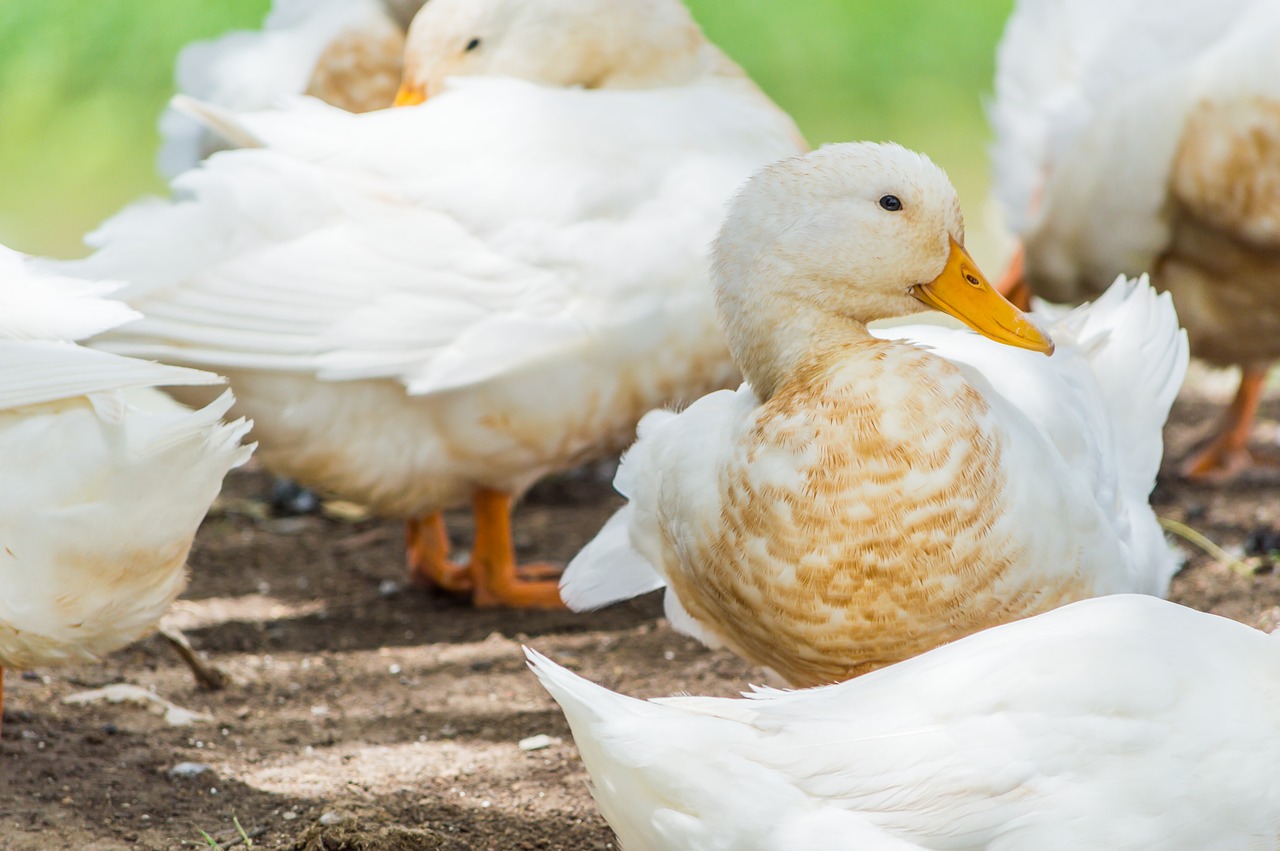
top-left (719, 284), bottom-right (876, 401)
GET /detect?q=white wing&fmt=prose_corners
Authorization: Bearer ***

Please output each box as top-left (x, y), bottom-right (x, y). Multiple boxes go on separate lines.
top-left (530, 596), bottom-right (1280, 850)
top-left (0, 246), bottom-right (139, 342)
top-left (871, 276), bottom-right (1186, 595)
top-left (75, 79), bottom-right (803, 398)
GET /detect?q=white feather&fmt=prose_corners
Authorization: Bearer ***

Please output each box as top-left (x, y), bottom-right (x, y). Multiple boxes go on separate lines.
top-left (529, 595), bottom-right (1280, 850)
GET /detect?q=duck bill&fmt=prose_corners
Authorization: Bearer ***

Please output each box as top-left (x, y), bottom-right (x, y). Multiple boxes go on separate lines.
top-left (911, 238), bottom-right (1054, 355)
top-left (393, 82), bottom-right (427, 107)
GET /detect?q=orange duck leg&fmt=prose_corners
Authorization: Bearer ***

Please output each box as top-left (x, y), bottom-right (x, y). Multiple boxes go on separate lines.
top-left (1182, 366), bottom-right (1271, 483)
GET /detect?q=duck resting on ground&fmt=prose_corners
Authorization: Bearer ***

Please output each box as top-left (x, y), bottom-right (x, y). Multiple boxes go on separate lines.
top-left (529, 595), bottom-right (1280, 850)
top-left (990, 0), bottom-right (1280, 481)
top-left (0, 245), bottom-right (252, 729)
top-left (562, 142), bottom-right (1187, 685)
top-left (70, 0), bottom-right (806, 609)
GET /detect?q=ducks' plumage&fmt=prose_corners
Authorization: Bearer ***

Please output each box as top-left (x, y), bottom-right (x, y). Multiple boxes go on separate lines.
top-left (529, 595), bottom-right (1280, 851)
top-left (67, 0), bottom-right (805, 606)
top-left (159, 0), bottom-right (422, 175)
top-left (563, 144), bottom-right (1186, 685)
top-left (0, 246), bottom-right (252, 671)
top-left (991, 0), bottom-right (1280, 478)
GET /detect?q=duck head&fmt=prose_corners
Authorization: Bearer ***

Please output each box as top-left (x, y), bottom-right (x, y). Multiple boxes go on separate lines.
top-left (713, 142), bottom-right (1053, 397)
top-left (394, 0), bottom-right (708, 105)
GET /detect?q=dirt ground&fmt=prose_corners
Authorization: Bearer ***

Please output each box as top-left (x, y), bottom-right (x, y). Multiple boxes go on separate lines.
top-left (4, 365), bottom-right (1280, 850)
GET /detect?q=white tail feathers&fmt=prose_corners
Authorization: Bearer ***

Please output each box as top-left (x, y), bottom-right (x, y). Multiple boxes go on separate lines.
top-left (1053, 274), bottom-right (1188, 496)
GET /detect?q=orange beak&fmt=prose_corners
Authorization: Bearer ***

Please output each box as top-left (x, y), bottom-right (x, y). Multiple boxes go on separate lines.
top-left (393, 82), bottom-right (427, 107)
top-left (910, 238), bottom-right (1054, 355)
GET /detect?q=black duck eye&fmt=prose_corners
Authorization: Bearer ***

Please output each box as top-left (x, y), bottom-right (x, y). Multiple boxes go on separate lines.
top-left (879, 195), bottom-right (902, 212)
top-left (465, 37), bottom-right (481, 52)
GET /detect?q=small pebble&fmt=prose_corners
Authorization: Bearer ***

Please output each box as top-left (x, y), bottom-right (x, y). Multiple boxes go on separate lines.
top-left (168, 762), bottom-right (213, 779)
top-left (518, 734), bottom-right (556, 752)
top-left (378, 579), bottom-right (401, 598)
top-left (319, 811), bottom-right (349, 826)
top-left (282, 810), bottom-right (298, 821)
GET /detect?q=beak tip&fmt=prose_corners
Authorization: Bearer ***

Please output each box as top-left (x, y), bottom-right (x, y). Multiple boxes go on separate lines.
top-left (392, 85), bottom-right (427, 108)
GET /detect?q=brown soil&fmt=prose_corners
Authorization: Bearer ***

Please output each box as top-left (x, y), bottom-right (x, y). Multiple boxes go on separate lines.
top-left (3, 366), bottom-right (1280, 850)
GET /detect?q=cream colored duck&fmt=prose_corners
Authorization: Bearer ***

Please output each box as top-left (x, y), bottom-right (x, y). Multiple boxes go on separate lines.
top-left (159, 0), bottom-right (424, 175)
top-left (0, 246), bottom-right (252, 725)
top-left (529, 594), bottom-right (1280, 850)
top-left (562, 143), bottom-right (1187, 686)
top-left (72, 0), bottom-right (806, 609)
top-left (990, 0), bottom-right (1280, 481)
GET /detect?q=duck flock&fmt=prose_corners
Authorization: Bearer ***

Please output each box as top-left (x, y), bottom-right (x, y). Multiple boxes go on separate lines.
top-left (5, 0), bottom-right (1280, 846)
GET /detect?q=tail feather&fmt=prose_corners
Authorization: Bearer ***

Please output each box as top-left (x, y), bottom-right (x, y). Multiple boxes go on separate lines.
top-left (525, 647), bottom-right (661, 724)
top-left (170, 95), bottom-right (266, 151)
top-left (1052, 274), bottom-right (1188, 497)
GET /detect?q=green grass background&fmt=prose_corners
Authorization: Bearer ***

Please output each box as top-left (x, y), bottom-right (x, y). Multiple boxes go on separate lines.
top-left (0, 0), bottom-right (1015, 265)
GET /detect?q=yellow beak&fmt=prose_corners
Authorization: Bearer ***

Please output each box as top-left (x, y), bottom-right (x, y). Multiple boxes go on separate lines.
top-left (910, 238), bottom-right (1054, 355)
top-left (393, 82), bottom-right (427, 107)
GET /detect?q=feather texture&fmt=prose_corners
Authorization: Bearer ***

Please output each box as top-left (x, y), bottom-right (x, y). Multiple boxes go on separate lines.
top-left (0, 248), bottom-right (252, 669)
top-left (529, 595), bottom-right (1280, 851)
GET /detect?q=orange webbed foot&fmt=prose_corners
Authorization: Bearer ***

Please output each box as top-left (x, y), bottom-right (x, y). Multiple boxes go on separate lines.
top-left (406, 513), bottom-right (473, 594)
top-left (468, 489), bottom-right (566, 610)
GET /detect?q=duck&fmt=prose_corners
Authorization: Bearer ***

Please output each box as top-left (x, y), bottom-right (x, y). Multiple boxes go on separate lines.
top-left (989, 0), bottom-right (1280, 481)
top-left (69, 0), bottom-right (806, 609)
top-left (561, 143), bottom-right (1187, 686)
top-left (528, 594), bottom-right (1280, 850)
top-left (158, 0), bottom-right (425, 176)
top-left (0, 245), bottom-right (252, 728)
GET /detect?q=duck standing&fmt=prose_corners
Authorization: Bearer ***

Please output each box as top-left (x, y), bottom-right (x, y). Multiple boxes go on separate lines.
top-left (72, 0), bottom-right (806, 608)
top-left (990, 0), bottom-right (1280, 480)
top-left (563, 143), bottom-right (1186, 685)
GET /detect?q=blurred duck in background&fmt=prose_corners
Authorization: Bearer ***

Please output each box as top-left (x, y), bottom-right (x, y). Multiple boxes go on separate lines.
top-left (990, 0), bottom-right (1280, 482)
top-left (0, 246), bottom-right (252, 727)
top-left (563, 144), bottom-right (1187, 686)
top-left (62, 0), bottom-right (806, 609)
top-left (529, 595), bottom-right (1280, 850)
top-left (158, 0), bottom-right (427, 175)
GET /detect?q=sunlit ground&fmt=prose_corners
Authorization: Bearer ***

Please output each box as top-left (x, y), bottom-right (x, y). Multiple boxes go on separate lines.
top-left (0, 0), bottom-right (1014, 268)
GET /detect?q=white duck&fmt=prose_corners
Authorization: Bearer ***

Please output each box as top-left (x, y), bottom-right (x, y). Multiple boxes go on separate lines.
top-left (562, 143), bottom-right (1186, 686)
top-left (72, 0), bottom-right (806, 609)
top-left (159, 0), bottom-right (425, 176)
top-left (990, 0), bottom-right (1280, 481)
top-left (0, 246), bottom-right (252, 725)
top-left (529, 594), bottom-right (1280, 850)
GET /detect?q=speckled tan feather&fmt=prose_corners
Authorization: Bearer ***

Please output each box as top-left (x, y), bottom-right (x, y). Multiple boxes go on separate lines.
top-left (662, 341), bottom-right (1095, 686)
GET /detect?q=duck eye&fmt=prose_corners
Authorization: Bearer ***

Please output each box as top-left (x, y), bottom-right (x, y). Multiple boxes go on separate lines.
top-left (465, 37), bottom-right (481, 52)
top-left (879, 195), bottom-right (902, 212)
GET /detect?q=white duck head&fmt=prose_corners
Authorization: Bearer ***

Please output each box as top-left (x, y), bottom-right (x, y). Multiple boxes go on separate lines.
top-left (713, 142), bottom-right (1053, 399)
top-left (394, 0), bottom-right (708, 104)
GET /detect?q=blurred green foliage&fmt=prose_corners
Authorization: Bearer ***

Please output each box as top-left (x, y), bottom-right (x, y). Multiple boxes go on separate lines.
top-left (0, 0), bottom-right (1013, 261)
